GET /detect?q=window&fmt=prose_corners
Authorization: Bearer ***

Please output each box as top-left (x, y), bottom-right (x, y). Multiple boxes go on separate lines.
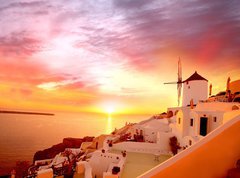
top-left (213, 117), bottom-right (217, 122)
top-left (178, 117), bottom-right (181, 124)
top-left (189, 140), bottom-right (192, 146)
top-left (190, 118), bottom-right (194, 126)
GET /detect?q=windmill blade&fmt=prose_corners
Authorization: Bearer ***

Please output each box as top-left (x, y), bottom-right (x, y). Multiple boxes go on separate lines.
top-left (177, 58), bottom-right (182, 106)
top-left (178, 58), bottom-right (182, 83)
top-left (177, 83), bottom-right (182, 106)
top-left (163, 58), bottom-right (183, 106)
top-left (164, 82), bottom-right (178, 84)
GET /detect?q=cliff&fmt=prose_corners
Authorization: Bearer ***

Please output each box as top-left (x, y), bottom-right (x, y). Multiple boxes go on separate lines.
top-left (33, 136), bottom-right (94, 162)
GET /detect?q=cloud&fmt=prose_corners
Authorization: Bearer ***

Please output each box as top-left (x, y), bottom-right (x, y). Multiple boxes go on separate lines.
top-left (0, 0), bottom-right (239, 112)
top-left (19, 88), bottom-right (33, 96)
top-left (68, 0), bottom-right (240, 73)
top-left (0, 31), bottom-right (45, 57)
top-left (37, 78), bottom-right (86, 91)
top-left (110, 0), bottom-right (240, 63)
top-left (113, 0), bottom-right (154, 9)
top-left (0, 56), bottom-right (71, 88)
top-left (1, 0), bottom-right (240, 64)
top-left (0, 1), bottom-right (48, 11)
top-left (121, 87), bottom-right (145, 95)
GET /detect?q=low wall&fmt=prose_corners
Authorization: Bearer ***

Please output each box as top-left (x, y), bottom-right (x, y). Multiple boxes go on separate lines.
top-left (113, 142), bottom-right (171, 155)
top-left (89, 151), bottom-right (124, 178)
top-left (223, 110), bottom-right (240, 124)
top-left (76, 161), bottom-right (92, 178)
top-left (139, 115), bottom-right (240, 178)
top-left (36, 169), bottom-right (53, 178)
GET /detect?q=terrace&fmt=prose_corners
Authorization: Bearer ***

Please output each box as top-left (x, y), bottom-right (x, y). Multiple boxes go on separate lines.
top-left (110, 149), bottom-right (171, 178)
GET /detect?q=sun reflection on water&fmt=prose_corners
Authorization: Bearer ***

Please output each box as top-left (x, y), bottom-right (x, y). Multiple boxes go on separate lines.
top-left (106, 114), bottom-right (113, 134)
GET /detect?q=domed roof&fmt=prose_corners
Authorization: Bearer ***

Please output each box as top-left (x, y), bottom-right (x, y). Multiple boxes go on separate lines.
top-left (184, 71), bottom-right (208, 83)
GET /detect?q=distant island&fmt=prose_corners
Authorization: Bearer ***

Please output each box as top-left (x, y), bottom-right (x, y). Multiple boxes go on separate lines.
top-left (0, 110), bottom-right (54, 116)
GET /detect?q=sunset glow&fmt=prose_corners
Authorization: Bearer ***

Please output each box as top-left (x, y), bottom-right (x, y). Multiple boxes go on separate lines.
top-left (106, 107), bottom-right (115, 115)
top-left (0, 0), bottom-right (239, 114)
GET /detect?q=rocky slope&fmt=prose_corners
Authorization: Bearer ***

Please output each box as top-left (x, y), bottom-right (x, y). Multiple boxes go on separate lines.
top-left (33, 136), bottom-right (94, 162)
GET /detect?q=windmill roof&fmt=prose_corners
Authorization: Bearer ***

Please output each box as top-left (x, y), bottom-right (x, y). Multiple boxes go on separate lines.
top-left (184, 71), bottom-right (208, 82)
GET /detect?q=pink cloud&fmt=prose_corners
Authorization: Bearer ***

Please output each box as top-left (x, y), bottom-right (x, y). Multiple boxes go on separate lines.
top-left (10, 87), bottom-right (33, 97)
top-left (19, 88), bottom-right (33, 96)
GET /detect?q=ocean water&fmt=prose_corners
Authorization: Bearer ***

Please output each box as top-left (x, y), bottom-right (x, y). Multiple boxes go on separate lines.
top-left (0, 112), bottom-right (149, 173)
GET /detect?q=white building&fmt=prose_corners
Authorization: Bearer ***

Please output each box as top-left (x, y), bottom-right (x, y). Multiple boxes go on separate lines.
top-left (172, 101), bottom-right (240, 148)
top-left (130, 117), bottom-right (170, 143)
top-left (88, 150), bottom-right (125, 178)
top-left (182, 71), bottom-right (208, 107)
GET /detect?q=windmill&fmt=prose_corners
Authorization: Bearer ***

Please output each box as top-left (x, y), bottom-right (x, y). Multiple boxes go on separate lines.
top-left (164, 58), bottom-right (183, 106)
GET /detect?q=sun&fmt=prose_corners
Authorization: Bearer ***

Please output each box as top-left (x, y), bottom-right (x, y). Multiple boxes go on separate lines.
top-left (101, 102), bottom-right (117, 115)
top-left (106, 106), bottom-right (115, 115)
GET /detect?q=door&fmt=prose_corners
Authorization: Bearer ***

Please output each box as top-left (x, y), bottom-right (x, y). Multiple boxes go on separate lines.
top-left (200, 117), bottom-right (208, 136)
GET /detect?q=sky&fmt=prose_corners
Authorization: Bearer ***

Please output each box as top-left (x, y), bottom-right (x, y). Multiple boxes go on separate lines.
top-left (0, 0), bottom-right (240, 114)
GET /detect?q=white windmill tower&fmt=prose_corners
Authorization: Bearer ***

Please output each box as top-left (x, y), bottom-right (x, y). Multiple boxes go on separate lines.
top-left (164, 59), bottom-right (208, 107)
top-left (182, 71), bottom-right (208, 106)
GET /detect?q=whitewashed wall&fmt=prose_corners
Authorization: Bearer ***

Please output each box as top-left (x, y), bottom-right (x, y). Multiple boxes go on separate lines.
top-left (113, 142), bottom-right (171, 155)
top-left (89, 151), bottom-right (124, 178)
top-left (182, 80), bottom-right (208, 107)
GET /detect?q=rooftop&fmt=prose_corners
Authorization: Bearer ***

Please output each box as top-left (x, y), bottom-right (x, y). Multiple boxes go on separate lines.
top-left (184, 71), bottom-right (208, 83)
top-left (110, 149), bottom-right (171, 178)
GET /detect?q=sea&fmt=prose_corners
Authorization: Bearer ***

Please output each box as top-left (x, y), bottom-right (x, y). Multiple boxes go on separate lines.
top-left (0, 111), bottom-right (150, 175)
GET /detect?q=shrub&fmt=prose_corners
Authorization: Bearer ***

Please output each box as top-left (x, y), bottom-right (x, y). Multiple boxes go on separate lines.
top-left (169, 136), bottom-right (181, 155)
top-left (14, 161), bottom-right (30, 178)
